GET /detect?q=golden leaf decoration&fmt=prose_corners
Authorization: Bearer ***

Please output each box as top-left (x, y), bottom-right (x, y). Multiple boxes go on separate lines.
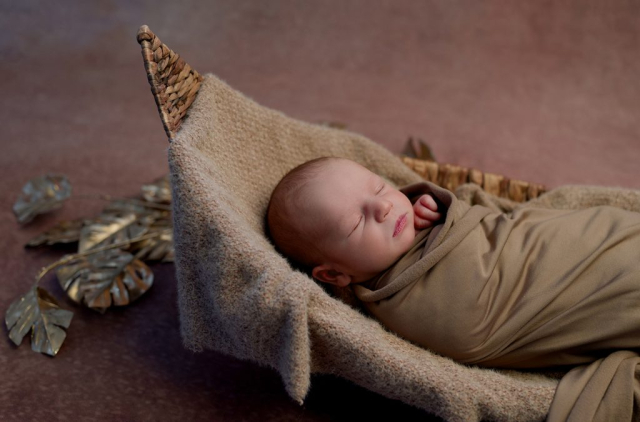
top-left (55, 248), bottom-right (154, 314)
top-left (25, 218), bottom-right (86, 248)
top-left (316, 120), bottom-right (348, 129)
top-left (5, 286), bottom-right (73, 356)
top-left (141, 174), bottom-right (171, 204)
top-left (102, 198), bottom-right (169, 218)
top-left (78, 212), bottom-right (154, 253)
top-left (404, 137), bottom-right (436, 162)
top-left (130, 219), bottom-right (174, 262)
top-left (12, 174), bottom-right (72, 224)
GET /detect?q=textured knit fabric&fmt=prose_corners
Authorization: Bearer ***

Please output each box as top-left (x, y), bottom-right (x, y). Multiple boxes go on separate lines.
top-left (168, 72), bottom-right (640, 421)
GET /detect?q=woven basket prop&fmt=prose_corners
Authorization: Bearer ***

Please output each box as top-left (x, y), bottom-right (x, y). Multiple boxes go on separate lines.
top-left (136, 25), bottom-right (558, 422)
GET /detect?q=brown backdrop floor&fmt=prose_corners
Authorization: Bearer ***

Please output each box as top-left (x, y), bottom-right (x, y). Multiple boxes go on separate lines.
top-left (2, 1), bottom-right (638, 421)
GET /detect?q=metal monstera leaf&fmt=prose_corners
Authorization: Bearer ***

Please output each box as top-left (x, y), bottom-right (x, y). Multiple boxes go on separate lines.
top-left (403, 136), bottom-right (436, 161)
top-left (25, 218), bottom-right (86, 248)
top-left (316, 120), bottom-right (348, 130)
top-left (12, 174), bottom-right (72, 224)
top-left (78, 212), bottom-right (154, 253)
top-left (101, 198), bottom-right (169, 217)
top-left (141, 174), bottom-right (171, 204)
top-left (129, 218), bottom-right (174, 262)
top-left (5, 286), bottom-right (74, 356)
top-left (7, 172), bottom-right (174, 357)
top-left (55, 248), bottom-right (154, 314)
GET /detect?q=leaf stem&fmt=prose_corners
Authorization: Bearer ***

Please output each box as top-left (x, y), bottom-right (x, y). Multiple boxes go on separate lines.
top-left (68, 193), bottom-right (171, 211)
top-left (32, 229), bottom-right (172, 287)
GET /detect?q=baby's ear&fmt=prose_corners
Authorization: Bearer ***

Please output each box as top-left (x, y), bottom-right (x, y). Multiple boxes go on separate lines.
top-left (312, 264), bottom-right (352, 287)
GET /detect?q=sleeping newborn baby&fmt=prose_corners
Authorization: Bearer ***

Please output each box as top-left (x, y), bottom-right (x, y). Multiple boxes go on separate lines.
top-left (267, 155), bottom-right (640, 373)
top-left (266, 156), bottom-right (443, 287)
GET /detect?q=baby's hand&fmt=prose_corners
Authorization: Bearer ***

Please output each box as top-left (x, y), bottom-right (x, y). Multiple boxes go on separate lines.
top-left (413, 194), bottom-right (441, 230)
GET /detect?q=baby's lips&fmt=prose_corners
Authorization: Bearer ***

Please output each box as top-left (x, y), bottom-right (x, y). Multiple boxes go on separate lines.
top-left (393, 213), bottom-right (407, 237)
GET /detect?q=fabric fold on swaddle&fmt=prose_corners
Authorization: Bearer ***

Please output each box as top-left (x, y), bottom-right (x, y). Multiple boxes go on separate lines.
top-left (355, 181), bottom-right (492, 301)
top-left (354, 181), bottom-right (640, 421)
top-left (547, 350), bottom-right (640, 421)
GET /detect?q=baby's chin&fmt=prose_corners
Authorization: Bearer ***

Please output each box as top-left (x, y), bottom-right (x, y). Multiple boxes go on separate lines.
top-left (377, 248), bottom-right (412, 274)
top-left (350, 260), bottom-right (396, 283)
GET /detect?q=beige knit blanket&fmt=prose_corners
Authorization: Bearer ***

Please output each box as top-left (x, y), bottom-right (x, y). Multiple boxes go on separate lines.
top-left (169, 73), bottom-right (640, 421)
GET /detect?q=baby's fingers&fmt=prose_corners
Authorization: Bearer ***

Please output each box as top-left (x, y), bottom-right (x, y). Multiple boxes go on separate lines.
top-left (414, 215), bottom-right (436, 230)
top-left (414, 203), bottom-right (441, 221)
top-left (418, 194), bottom-right (438, 211)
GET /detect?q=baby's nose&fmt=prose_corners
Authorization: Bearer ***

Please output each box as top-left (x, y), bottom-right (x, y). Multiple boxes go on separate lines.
top-left (374, 200), bottom-right (392, 222)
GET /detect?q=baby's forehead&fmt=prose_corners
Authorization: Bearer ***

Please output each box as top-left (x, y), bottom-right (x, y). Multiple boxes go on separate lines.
top-left (299, 164), bottom-right (383, 209)
top-left (321, 164), bottom-right (383, 191)
top-left (322, 159), bottom-right (377, 178)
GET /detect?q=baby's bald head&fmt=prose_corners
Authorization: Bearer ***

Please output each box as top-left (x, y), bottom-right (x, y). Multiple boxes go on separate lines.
top-left (266, 156), bottom-right (342, 270)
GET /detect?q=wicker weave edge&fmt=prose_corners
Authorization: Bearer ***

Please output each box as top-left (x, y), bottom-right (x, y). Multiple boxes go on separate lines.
top-left (400, 156), bottom-right (547, 203)
top-left (136, 25), bottom-right (204, 142)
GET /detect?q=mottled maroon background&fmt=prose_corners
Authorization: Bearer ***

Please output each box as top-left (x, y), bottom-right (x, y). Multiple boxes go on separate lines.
top-left (2, 1), bottom-right (639, 421)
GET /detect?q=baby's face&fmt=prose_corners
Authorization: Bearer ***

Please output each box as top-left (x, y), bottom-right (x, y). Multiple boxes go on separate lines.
top-left (298, 159), bottom-right (416, 285)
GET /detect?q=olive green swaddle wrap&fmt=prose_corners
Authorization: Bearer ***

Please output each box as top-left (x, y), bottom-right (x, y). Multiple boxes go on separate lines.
top-left (354, 181), bottom-right (640, 421)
